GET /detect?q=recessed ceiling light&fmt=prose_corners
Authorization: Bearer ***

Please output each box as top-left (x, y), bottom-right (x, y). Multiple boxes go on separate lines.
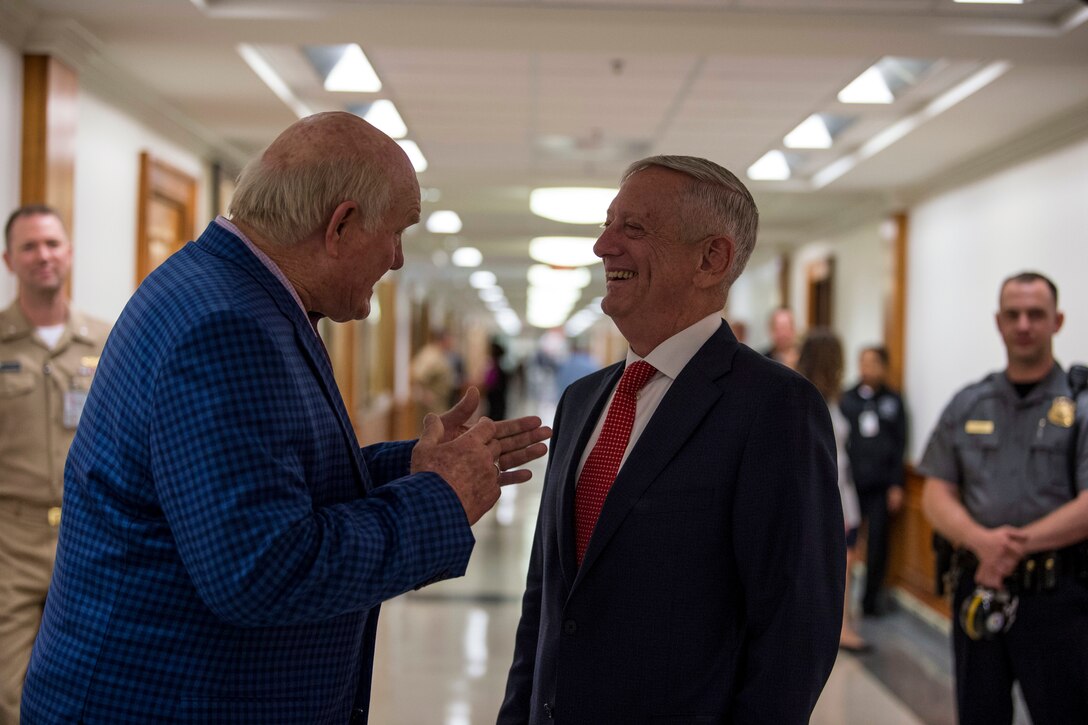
top-left (324, 44), bottom-right (382, 92)
top-left (363, 100), bottom-right (407, 138)
top-left (746, 151), bottom-right (791, 181)
top-left (784, 115), bottom-right (833, 149)
top-left (529, 188), bottom-right (617, 224)
top-left (396, 140), bottom-right (427, 172)
top-left (451, 247), bottom-right (482, 268)
top-left (838, 66), bottom-right (894, 104)
top-left (954, 1), bottom-right (1023, 4)
top-left (469, 270), bottom-right (497, 289)
top-left (529, 237), bottom-right (601, 267)
top-left (426, 210), bottom-right (462, 234)
top-left (527, 265), bottom-right (592, 290)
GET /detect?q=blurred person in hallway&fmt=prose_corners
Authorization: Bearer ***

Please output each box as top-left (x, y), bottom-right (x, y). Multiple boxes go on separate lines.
top-left (499, 156), bottom-right (844, 724)
top-left (729, 318), bottom-right (748, 344)
top-left (797, 328), bottom-right (867, 653)
top-left (19, 112), bottom-right (551, 725)
top-left (920, 271), bottom-right (1088, 725)
top-left (763, 305), bottom-right (799, 369)
top-left (484, 339), bottom-right (510, 421)
top-left (411, 328), bottom-right (457, 421)
top-left (554, 338), bottom-right (600, 395)
top-left (0, 205), bottom-right (109, 724)
top-left (840, 345), bottom-right (908, 617)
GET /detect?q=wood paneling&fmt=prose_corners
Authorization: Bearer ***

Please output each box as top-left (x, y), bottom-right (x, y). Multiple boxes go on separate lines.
top-left (20, 55), bottom-right (78, 227)
top-left (136, 152), bottom-right (197, 285)
top-left (884, 213), bottom-right (908, 391)
top-left (887, 467), bottom-right (951, 617)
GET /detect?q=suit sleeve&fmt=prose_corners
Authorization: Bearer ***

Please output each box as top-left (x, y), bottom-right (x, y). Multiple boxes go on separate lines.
top-left (149, 312), bottom-right (474, 627)
top-left (362, 440), bottom-right (416, 487)
top-left (731, 375), bottom-right (844, 723)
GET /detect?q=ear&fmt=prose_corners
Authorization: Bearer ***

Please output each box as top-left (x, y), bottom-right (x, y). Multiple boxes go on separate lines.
top-left (1055, 310), bottom-right (1065, 333)
top-left (323, 201), bottom-right (358, 258)
top-left (2, 249), bottom-right (11, 274)
top-left (693, 235), bottom-right (734, 290)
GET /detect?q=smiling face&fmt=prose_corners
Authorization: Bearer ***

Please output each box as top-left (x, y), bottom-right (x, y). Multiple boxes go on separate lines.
top-left (593, 166), bottom-right (712, 355)
top-left (995, 278), bottom-right (1063, 374)
top-left (4, 213), bottom-right (73, 297)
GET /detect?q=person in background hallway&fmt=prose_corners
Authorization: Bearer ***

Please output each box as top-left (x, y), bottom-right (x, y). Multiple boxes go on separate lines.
top-left (485, 339), bottom-right (510, 421)
top-left (554, 338), bottom-right (600, 395)
top-left (0, 205), bottom-right (110, 724)
top-left (920, 271), bottom-right (1088, 725)
top-left (798, 328), bottom-right (866, 653)
top-left (763, 306), bottom-right (799, 369)
top-left (411, 329), bottom-right (456, 420)
top-left (499, 155), bottom-right (843, 724)
top-left (19, 112), bottom-right (551, 725)
top-left (840, 345), bottom-right (907, 617)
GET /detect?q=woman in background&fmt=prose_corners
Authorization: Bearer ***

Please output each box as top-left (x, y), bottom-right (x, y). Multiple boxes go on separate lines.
top-left (798, 328), bottom-right (867, 653)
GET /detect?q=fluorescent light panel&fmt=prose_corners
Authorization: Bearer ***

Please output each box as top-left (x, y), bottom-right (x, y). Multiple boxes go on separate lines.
top-left (529, 188), bottom-right (617, 225)
top-left (469, 271), bottom-right (496, 289)
top-left (363, 100), bottom-right (407, 138)
top-left (237, 44), bottom-right (313, 119)
top-left (451, 247), bottom-right (482, 268)
top-left (426, 210), bottom-right (462, 234)
top-left (529, 237), bottom-right (601, 267)
top-left (838, 66), bottom-right (894, 104)
top-left (784, 115), bottom-right (833, 149)
top-left (747, 150), bottom-right (791, 181)
top-left (324, 44), bottom-right (382, 92)
top-left (397, 140), bottom-right (428, 173)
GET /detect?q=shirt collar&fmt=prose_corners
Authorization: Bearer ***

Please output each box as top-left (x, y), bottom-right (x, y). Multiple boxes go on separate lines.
top-left (215, 216), bottom-right (314, 329)
top-left (625, 312), bottom-right (722, 381)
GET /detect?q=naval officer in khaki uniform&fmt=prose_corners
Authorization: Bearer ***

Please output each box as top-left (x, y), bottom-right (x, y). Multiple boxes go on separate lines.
top-left (0, 205), bottom-right (109, 723)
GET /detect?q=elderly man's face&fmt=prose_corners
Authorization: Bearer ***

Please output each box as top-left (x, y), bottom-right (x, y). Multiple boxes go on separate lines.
top-left (330, 165), bottom-right (419, 323)
top-left (4, 213), bottom-right (73, 295)
top-left (593, 166), bottom-right (705, 350)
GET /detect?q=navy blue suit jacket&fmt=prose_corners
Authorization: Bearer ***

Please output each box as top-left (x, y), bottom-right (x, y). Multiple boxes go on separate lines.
top-left (21, 223), bottom-right (474, 723)
top-left (499, 322), bottom-right (844, 724)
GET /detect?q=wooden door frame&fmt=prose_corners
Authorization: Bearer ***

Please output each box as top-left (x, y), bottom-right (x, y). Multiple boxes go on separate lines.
top-left (135, 151), bottom-right (197, 286)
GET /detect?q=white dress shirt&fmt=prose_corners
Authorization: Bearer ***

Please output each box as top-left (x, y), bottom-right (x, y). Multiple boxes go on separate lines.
top-left (575, 313), bottom-right (724, 480)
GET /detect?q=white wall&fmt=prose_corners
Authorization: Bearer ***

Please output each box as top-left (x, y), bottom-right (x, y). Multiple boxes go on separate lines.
top-left (72, 90), bottom-right (209, 323)
top-left (789, 221), bottom-right (888, 384)
top-left (905, 136), bottom-right (1088, 462)
top-left (728, 255), bottom-right (780, 351)
top-left (0, 40), bottom-right (22, 306)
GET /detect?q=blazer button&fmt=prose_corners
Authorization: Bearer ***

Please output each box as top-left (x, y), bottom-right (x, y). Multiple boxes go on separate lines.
top-left (350, 707), bottom-right (368, 724)
top-left (563, 619), bottom-right (577, 634)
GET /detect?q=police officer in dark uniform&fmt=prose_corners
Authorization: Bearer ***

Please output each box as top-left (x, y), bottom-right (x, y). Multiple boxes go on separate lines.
top-left (841, 345), bottom-right (908, 616)
top-left (920, 271), bottom-right (1088, 725)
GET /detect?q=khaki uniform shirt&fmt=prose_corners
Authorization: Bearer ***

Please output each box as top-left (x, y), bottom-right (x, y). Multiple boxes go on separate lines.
top-left (0, 301), bottom-right (110, 508)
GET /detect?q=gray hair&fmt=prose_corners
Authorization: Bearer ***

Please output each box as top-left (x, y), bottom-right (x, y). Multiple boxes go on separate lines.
top-left (228, 149), bottom-right (394, 245)
top-left (622, 155), bottom-right (759, 286)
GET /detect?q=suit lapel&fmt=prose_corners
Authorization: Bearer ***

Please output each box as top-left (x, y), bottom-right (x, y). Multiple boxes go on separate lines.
top-left (557, 363), bottom-right (623, 591)
top-left (573, 323), bottom-right (736, 585)
top-left (194, 224), bottom-right (371, 494)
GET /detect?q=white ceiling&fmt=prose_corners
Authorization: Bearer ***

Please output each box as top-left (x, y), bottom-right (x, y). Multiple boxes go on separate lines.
top-left (6, 0), bottom-right (1088, 330)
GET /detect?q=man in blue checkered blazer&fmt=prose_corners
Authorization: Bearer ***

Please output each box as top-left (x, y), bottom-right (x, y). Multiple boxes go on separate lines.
top-left (19, 112), bottom-right (550, 724)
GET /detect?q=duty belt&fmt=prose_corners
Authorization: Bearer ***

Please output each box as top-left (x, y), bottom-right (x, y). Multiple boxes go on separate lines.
top-left (953, 544), bottom-right (1088, 594)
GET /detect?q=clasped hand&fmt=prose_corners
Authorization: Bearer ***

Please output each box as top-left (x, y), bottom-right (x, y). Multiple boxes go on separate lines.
top-left (410, 387), bottom-right (551, 525)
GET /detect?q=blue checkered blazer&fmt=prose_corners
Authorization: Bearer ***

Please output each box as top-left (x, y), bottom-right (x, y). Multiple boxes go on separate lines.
top-left (20, 223), bottom-right (475, 724)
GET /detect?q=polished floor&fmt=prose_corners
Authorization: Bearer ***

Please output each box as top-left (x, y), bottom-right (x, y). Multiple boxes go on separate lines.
top-left (368, 393), bottom-right (970, 724)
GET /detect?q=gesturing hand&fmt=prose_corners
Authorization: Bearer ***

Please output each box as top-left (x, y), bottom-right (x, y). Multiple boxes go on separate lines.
top-left (413, 388), bottom-right (552, 523)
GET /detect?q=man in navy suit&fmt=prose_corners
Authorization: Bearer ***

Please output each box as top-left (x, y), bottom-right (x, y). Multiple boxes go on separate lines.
top-left (20, 112), bottom-right (550, 724)
top-left (499, 156), bottom-right (844, 724)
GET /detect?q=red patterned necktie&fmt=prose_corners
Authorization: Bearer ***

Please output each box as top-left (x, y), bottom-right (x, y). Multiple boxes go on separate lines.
top-left (574, 360), bottom-right (657, 566)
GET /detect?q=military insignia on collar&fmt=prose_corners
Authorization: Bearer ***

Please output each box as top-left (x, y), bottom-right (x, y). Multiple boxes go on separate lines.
top-left (1048, 396), bottom-right (1075, 428)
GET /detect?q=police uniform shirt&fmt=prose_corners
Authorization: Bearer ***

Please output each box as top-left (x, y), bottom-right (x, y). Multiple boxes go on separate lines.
top-left (918, 364), bottom-right (1088, 529)
top-left (0, 301), bottom-right (110, 507)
